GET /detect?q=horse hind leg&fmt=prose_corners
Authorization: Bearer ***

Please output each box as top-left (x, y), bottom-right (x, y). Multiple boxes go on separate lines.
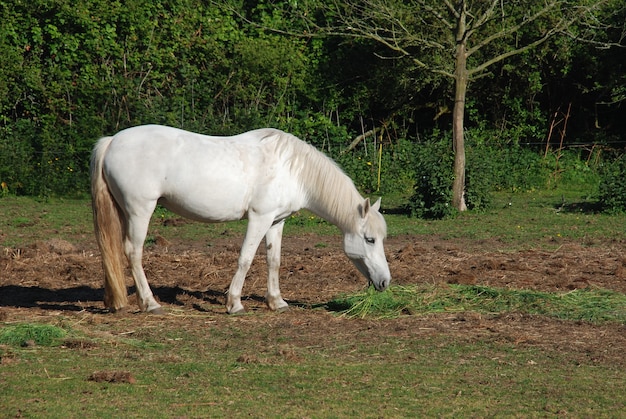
top-left (265, 221), bottom-right (288, 312)
top-left (125, 208), bottom-right (164, 314)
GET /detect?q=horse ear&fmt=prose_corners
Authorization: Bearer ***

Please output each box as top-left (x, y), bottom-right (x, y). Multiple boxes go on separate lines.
top-left (371, 197), bottom-right (381, 212)
top-left (360, 198), bottom-right (381, 218)
top-left (360, 198), bottom-right (371, 218)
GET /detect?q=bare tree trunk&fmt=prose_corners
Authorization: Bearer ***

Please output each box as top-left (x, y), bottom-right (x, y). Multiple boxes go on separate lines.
top-left (452, 1), bottom-right (468, 212)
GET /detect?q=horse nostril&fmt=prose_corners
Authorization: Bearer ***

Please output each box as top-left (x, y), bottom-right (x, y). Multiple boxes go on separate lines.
top-left (379, 279), bottom-right (389, 291)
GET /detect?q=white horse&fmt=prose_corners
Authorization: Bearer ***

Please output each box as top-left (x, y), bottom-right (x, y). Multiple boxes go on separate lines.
top-left (90, 124), bottom-right (391, 314)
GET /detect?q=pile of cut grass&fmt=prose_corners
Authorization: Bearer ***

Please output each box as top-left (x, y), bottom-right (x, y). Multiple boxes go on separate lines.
top-left (328, 285), bottom-right (626, 323)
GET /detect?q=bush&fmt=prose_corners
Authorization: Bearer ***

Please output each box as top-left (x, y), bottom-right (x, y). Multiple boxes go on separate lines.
top-left (464, 144), bottom-right (494, 211)
top-left (406, 130), bottom-right (505, 219)
top-left (335, 135), bottom-right (418, 196)
top-left (406, 137), bottom-right (456, 219)
top-left (598, 154), bottom-right (626, 213)
top-left (499, 146), bottom-right (550, 191)
top-left (465, 128), bottom-right (550, 193)
top-left (543, 149), bottom-right (601, 190)
top-left (0, 123), bottom-right (36, 195)
top-left (405, 128), bottom-right (565, 219)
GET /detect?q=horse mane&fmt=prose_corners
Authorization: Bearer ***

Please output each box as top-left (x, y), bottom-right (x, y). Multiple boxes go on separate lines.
top-left (263, 129), bottom-right (370, 234)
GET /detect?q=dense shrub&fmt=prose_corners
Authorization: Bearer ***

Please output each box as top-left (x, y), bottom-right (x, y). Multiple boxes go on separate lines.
top-left (464, 144), bottom-right (495, 211)
top-left (499, 147), bottom-right (550, 191)
top-left (543, 149), bottom-right (601, 190)
top-left (0, 122), bottom-right (36, 195)
top-left (598, 154), bottom-right (626, 213)
top-left (403, 128), bottom-right (605, 219)
top-left (406, 137), bottom-right (455, 219)
top-left (336, 137), bottom-right (417, 196)
top-left (404, 140), bottom-right (501, 219)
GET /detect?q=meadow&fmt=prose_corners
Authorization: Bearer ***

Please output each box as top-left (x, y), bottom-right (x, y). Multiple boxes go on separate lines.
top-left (1, 189), bottom-right (625, 417)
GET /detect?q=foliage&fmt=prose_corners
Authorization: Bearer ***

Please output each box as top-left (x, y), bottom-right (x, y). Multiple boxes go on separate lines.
top-left (598, 153), bottom-right (626, 213)
top-left (0, 0), bottom-right (623, 198)
top-left (403, 124), bottom-right (609, 219)
top-left (298, 0), bottom-right (625, 211)
top-left (406, 135), bottom-right (455, 219)
top-left (329, 284), bottom-right (626, 323)
top-left (544, 148), bottom-right (602, 189)
top-left (0, 0), bottom-right (318, 195)
top-left (465, 129), bottom-right (551, 193)
top-left (336, 136), bottom-right (417, 195)
top-left (405, 128), bottom-right (543, 219)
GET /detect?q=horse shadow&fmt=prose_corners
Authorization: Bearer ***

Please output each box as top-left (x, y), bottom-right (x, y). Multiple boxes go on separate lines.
top-left (0, 285), bottom-right (310, 314)
top-left (153, 288), bottom-right (312, 313)
top-left (0, 285), bottom-right (107, 313)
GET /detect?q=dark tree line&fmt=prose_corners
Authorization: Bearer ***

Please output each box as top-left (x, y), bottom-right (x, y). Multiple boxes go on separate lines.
top-left (0, 0), bottom-right (624, 201)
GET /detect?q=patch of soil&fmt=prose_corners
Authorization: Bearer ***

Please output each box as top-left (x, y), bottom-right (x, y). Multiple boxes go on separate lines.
top-left (1, 233), bottom-right (625, 366)
top-left (31, 239), bottom-right (77, 255)
top-left (88, 371), bottom-right (136, 384)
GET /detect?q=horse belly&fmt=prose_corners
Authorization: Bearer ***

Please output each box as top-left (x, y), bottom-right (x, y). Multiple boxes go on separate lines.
top-left (159, 179), bottom-right (252, 223)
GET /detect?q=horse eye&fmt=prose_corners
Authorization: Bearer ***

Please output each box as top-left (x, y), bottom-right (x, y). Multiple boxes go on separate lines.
top-left (365, 236), bottom-right (376, 245)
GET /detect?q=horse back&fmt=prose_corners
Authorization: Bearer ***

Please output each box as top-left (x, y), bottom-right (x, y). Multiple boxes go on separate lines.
top-left (102, 125), bottom-right (304, 222)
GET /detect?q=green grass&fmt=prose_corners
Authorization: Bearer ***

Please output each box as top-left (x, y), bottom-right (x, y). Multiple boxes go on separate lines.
top-left (1, 188), bottom-right (625, 249)
top-left (329, 284), bottom-right (626, 323)
top-left (1, 315), bottom-right (624, 417)
top-left (2, 189), bottom-right (626, 416)
top-left (0, 196), bottom-right (94, 247)
top-left (383, 188), bottom-right (623, 248)
top-left (0, 197), bottom-right (339, 248)
top-left (0, 323), bottom-right (67, 347)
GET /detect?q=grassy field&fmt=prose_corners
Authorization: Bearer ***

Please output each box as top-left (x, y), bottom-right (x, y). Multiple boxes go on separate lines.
top-left (0, 187), bottom-right (620, 249)
top-left (1, 312), bottom-right (624, 418)
top-left (1, 189), bottom-right (626, 417)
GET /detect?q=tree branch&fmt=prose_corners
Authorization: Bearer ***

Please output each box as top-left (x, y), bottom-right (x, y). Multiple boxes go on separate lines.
top-left (341, 127), bottom-right (382, 154)
top-left (468, 1), bottom-right (610, 77)
top-left (466, 2), bottom-right (560, 57)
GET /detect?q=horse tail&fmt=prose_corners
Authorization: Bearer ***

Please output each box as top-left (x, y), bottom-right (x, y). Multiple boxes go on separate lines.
top-left (90, 136), bottom-right (128, 311)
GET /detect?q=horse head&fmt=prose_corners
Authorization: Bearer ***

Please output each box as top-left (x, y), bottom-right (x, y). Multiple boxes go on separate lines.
top-left (343, 198), bottom-right (391, 291)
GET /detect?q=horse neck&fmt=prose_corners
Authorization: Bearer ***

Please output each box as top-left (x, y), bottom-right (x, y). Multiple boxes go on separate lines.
top-left (299, 158), bottom-right (362, 235)
top-left (306, 189), bottom-right (362, 235)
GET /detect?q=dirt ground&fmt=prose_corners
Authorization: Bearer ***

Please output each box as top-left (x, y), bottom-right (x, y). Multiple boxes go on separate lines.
top-left (1, 231), bottom-right (626, 366)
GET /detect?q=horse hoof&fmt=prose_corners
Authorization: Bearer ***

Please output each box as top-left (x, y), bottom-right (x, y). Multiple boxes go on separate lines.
top-left (107, 306), bottom-right (129, 314)
top-left (148, 307), bottom-right (166, 315)
top-left (276, 305), bottom-right (290, 313)
top-left (228, 308), bottom-right (246, 315)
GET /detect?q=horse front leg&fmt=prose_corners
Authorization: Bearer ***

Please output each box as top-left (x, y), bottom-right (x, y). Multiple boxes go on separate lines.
top-left (226, 214), bottom-right (273, 314)
top-left (265, 221), bottom-right (288, 312)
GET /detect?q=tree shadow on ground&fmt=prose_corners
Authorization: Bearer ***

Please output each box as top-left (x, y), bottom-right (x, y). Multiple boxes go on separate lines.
top-left (554, 200), bottom-right (603, 214)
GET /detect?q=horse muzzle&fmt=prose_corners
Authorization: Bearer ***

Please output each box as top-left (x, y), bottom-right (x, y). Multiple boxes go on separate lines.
top-left (351, 257), bottom-right (391, 291)
top-left (371, 277), bottom-right (390, 292)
